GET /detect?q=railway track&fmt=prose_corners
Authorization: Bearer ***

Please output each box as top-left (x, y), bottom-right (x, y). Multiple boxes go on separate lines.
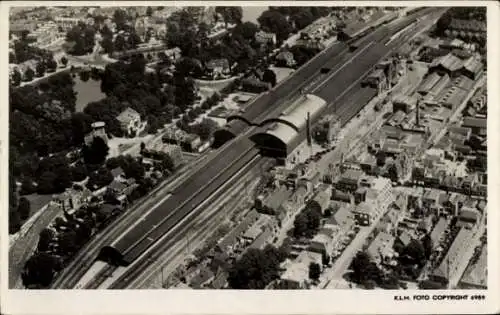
top-left (62, 7), bottom-right (443, 289)
top-left (108, 155), bottom-right (273, 289)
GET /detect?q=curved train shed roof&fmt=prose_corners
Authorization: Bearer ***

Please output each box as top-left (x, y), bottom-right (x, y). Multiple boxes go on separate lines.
top-left (250, 94), bottom-right (327, 156)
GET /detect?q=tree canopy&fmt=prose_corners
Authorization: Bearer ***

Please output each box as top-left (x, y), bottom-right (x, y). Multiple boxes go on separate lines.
top-left (228, 245), bottom-right (285, 289)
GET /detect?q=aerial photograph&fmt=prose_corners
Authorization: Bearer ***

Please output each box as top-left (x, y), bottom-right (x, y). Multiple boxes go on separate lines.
top-left (8, 5), bottom-right (487, 290)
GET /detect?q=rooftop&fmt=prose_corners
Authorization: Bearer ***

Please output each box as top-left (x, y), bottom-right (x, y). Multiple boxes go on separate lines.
top-left (430, 217), bottom-right (448, 245)
top-left (462, 117), bottom-right (486, 129)
top-left (367, 231), bottom-right (394, 260)
top-left (117, 107), bottom-right (140, 124)
top-left (433, 227), bottom-right (473, 279)
top-left (460, 247), bottom-right (487, 288)
top-left (281, 250), bottom-right (322, 284)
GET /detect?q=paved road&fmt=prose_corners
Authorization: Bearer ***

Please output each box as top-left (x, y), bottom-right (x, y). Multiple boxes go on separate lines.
top-left (9, 203), bottom-right (62, 288)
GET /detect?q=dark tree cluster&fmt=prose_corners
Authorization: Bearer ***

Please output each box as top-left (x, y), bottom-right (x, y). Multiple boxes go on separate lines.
top-left (258, 7), bottom-right (332, 44)
top-left (228, 245), bottom-right (287, 289)
top-left (10, 39), bottom-right (52, 64)
top-left (349, 251), bottom-right (384, 288)
top-left (106, 155), bottom-right (145, 181)
top-left (9, 72), bottom-right (95, 198)
top-left (66, 22), bottom-right (97, 56)
top-left (292, 200), bottom-right (322, 239)
top-left (163, 8), bottom-right (265, 78)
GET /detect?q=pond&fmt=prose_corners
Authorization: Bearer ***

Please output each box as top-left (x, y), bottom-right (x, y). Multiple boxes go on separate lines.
top-left (73, 74), bottom-right (106, 112)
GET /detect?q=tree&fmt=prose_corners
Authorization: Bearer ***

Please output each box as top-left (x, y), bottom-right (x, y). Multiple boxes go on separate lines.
top-left (257, 10), bottom-right (293, 43)
top-left (400, 239), bottom-right (426, 268)
top-left (20, 178), bottom-right (37, 195)
top-left (82, 137), bottom-right (109, 165)
top-left (262, 69), bottom-right (277, 87)
top-left (434, 10), bottom-right (452, 36)
top-left (215, 6), bottom-right (243, 27)
top-left (87, 168), bottom-right (114, 190)
top-left (422, 234), bottom-right (433, 260)
top-left (22, 252), bottom-right (57, 287)
top-left (79, 70), bottom-right (91, 82)
top-left (192, 118), bottom-right (218, 141)
top-left (37, 171), bottom-right (58, 194)
top-left (71, 164), bottom-right (88, 182)
top-left (376, 151), bottom-right (386, 166)
top-left (322, 252), bottom-right (331, 266)
top-left (291, 9), bottom-right (315, 30)
top-left (113, 9), bottom-right (129, 31)
top-left (350, 251), bottom-right (382, 284)
top-left (18, 197), bottom-right (31, 220)
top-left (37, 228), bottom-right (55, 252)
top-left (309, 262), bottom-right (321, 281)
top-left (232, 21), bottom-right (259, 41)
top-left (24, 67), bottom-right (35, 82)
top-left (46, 58), bottom-right (58, 72)
top-left (228, 246), bottom-right (282, 289)
top-left (11, 68), bottom-right (22, 86)
top-left (58, 229), bottom-right (79, 254)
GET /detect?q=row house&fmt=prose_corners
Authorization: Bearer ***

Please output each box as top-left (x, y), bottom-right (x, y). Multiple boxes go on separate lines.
top-left (367, 231), bottom-right (395, 266)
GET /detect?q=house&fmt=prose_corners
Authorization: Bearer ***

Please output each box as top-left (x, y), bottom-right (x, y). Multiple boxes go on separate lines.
top-left (328, 205), bottom-right (355, 232)
top-left (206, 58), bottom-right (230, 79)
top-left (117, 107), bottom-right (142, 136)
top-left (335, 169), bottom-right (364, 192)
top-left (311, 187), bottom-right (332, 216)
top-left (422, 189), bottom-right (442, 214)
top-left (255, 30), bottom-right (277, 46)
top-left (367, 231), bottom-right (395, 265)
top-left (209, 268), bottom-right (229, 289)
top-left (163, 127), bottom-right (202, 152)
top-left (255, 186), bottom-right (292, 215)
top-left (359, 152), bottom-right (377, 175)
top-left (107, 179), bottom-right (138, 197)
top-left (189, 267), bottom-right (215, 289)
top-left (457, 207), bottom-right (480, 229)
top-left (217, 210), bottom-right (260, 254)
top-left (249, 228), bottom-right (273, 250)
top-left (54, 188), bottom-right (92, 214)
top-left (280, 250), bottom-right (323, 288)
top-left (395, 230), bottom-right (413, 248)
top-left (462, 117), bottom-right (486, 137)
top-left (308, 228), bottom-right (336, 256)
top-left (392, 94), bottom-right (417, 113)
top-left (275, 51), bottom-right (296, 68)
top-left (111, 167), bottom-right (126, 181)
